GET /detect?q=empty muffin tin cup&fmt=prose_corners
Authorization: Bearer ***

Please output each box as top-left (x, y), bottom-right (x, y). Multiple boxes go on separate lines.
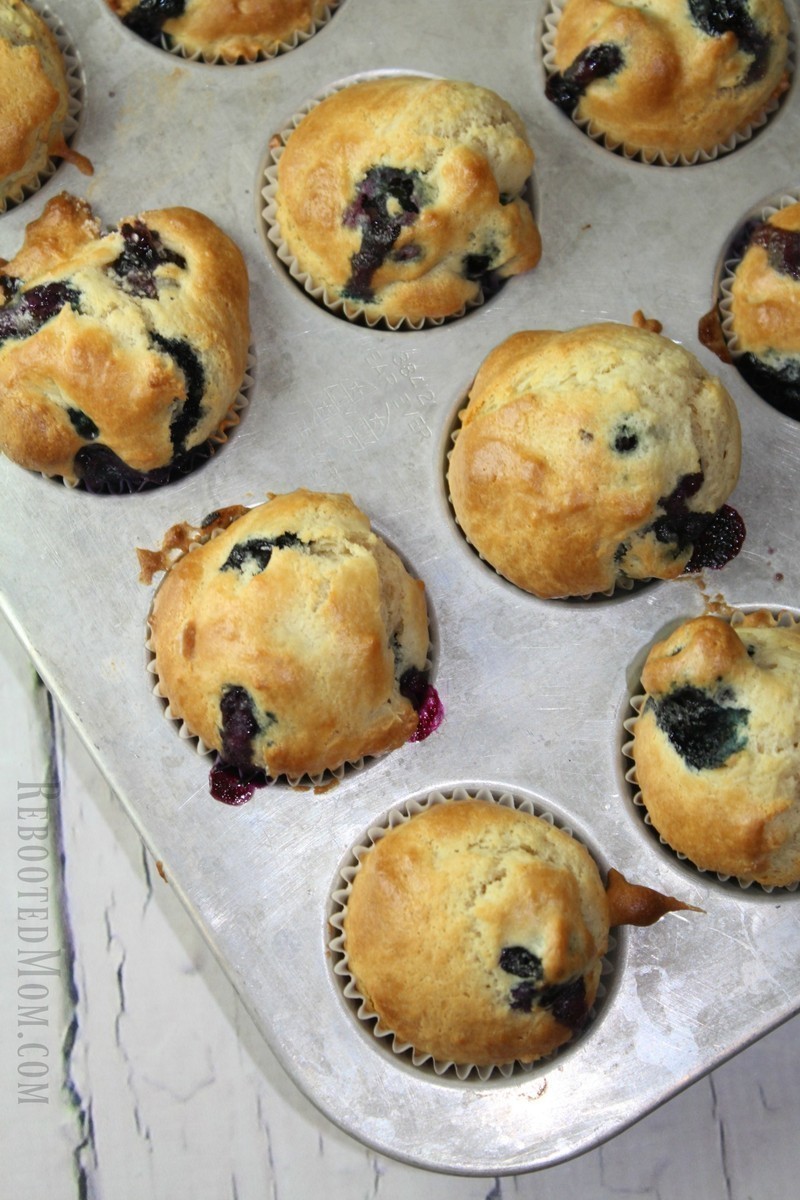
top-left (329, 785), bottom-right (616, 1081)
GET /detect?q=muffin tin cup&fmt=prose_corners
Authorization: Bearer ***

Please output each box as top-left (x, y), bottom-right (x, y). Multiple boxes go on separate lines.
top-left (622, 607), bottom-right (800, 893)
top-left (109, 0), bottom-right (341, 65)
top-left (258, 69), bottom-right (527, 332)
top-left (0, 1), bottom-right (88, 213)
top-left (540, 0), bottom-right (794, 167)
top-left (717, 189), bottom-right (800, 360)
top-left (329, 785), bottom-right (616, 1082)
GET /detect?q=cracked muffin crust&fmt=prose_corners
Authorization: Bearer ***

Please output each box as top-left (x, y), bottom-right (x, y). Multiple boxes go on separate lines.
top-left (148, 490), bottom-right (432, 781)
top-left (0, 0), bottom-right (89, 205)
top-left (106, 0), bottom-right (336, 61)
top-left (0, 192), bottom-right (250, 488)
top-left (447, 322), bottom-right (743, 599)
top-left (631, 613), bottom-right (800, 887)
top-left (545, 0), bottom-right (790, 161)
top-left (272, 75), bottom-right (542, 325)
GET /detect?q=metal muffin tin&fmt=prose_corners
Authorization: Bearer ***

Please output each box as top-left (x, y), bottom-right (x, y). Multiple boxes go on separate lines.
top-left (2, 0), bottom-right (800, 1175)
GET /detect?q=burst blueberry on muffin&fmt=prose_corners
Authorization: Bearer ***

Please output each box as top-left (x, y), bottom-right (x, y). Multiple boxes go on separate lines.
top-left (271, 75), bottom-right (542, 326)
top-left (148, 490), bottom-right (435, 783)
top-left (447, 322), bottom-right (743, 599)
top-left (341, 798), bottom-right (693, 1069)
top-left (0, 192), bottom-right (250, 489)
top-left (631, 613), bottom-right (800, 887)
top-left (0, 0), bottom-right (91, 206)
top-left (545, 0), bottom-right (790, 161)
top-left (106, 0), bottom-right (337, 61)
top-left (726, 202), bottom-right (800, 420)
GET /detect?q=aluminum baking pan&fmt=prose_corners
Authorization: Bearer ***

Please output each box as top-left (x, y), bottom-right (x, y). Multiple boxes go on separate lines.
top-left (2, 0), bottom-right (800, 1175)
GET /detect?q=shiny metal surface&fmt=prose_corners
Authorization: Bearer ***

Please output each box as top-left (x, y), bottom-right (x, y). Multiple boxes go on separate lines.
top-left (2, 0), bottom-right (800, 1175)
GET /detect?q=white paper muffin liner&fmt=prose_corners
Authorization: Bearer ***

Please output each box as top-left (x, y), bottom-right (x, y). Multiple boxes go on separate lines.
top-left (328, 786), bottom-right (617, 1082)
top-left (259, 71), bottom-right (532, 332)
top-left (445, 406), bottom-right (641, 601)
top-left (52, 350), bottom-right (255, 491)
top-left (143, 501), bottom-right (438, 791)
top-left (718, 190), bottom-right (800, 364)
top-left (1, 1), bottom-right (88, 213)
top-left (622, 607), bottom-right (800, 893)
top-left (118, 1), bottom-right (340, 65)
top-left (541, 0), bottom-right (795, 167)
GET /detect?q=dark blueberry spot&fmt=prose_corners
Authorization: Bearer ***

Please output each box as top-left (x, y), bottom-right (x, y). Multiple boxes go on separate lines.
top-left (688, 0), bottom-right (770, 85)
top-left (737, 352), bottom-right (800, 421)
top-left (651, 472), bottom-right (711, 550)
top-left (220, 533), bottom-right (303, 574)
top-left (746, 643), bottom-right (756, 657)
top-left (648, 684), bottom-right (749, 770)
top-left (391, 243), bottom-right (423, 263)
top-left (509, 979), bottom-right (540, 1013)
top-left (462, 251), bottom-right (496, 281)
top-left (398, 666), bottom-right (443, 743)
top-left (545, 43), bottom-right (624, 115)
top-left (540, 977), bottom-right (588, 1032)
top-left (209, 760), bottom-right (269, 806)
top-left (121, 0), bottom-right (185, 43)
top-left (67, 408), bottom-right (99, 440)
top-left (202, 509), bottom-right (221, 528)
top-left (110, 220), bottom-right (187, 298)
top-left (684, 504), bottom-right (746, 571)
top-left (149, 333), bottom-right (205, 453)
top-left (613, 424), bottom-right (638, 453)
top-left (499, 946), bottom-right (544, 981)
top-left (751, 222), bottom-right (800, 281)
top-left (0, 274), bottom-right (20, 303)
top-left (219, 685), bottom-right (261, 768)
top-left (0, 282), bottom-right (81, 345)
top-left (398, 666), bottom-right (430, 710)
top-left (499, 193), bottom-right (513, 206)
top-left (343, 167), bottom-right (427, 302)
top-left (73, 440), bottom-right (212, 493)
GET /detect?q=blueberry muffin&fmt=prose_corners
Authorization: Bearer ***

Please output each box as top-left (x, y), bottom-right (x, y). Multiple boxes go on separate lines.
top-left (727, 202), bottom-right (800, 420)
top-left (0, 192), bottom-right (250, 489)
top-left (341, 798), bottom-right (692, 1069)
top-left (0, 0), bottom-right (90, 206)
top-left (148, 490), bottom-right (433, 781)
top-left (447, 323), bottom-right (743, 599)
top-left (271, 75), bottom-right (542, 326)
top-left (545, 0), bottom-right (790, 161)
top-left (631, 613), bottom-right (800, 887)
top-left (107, 0), bottom-right (336, 61)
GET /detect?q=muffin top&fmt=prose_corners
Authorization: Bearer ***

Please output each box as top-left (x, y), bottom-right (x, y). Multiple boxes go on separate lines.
top-left (447, 323), bottom-right (742, 599)
top-left (107, 0), bottom-right (335, 60)
top-left (149, 490), bottom-right (431, 781)
top-left (0, 191), bottom-right (250, 487)
top-left (273, 75), bottom-right (542, 325)
top-left (342, 800), bottom-right (610, 1067)
top-left (632, 613), bottom-right (800, 887)
top-left (546, 0), bottom-right (790, 160)
top-left (730, 202), bottom-right (800, 359)
top-left (0, 0), bottom-right (72, 203)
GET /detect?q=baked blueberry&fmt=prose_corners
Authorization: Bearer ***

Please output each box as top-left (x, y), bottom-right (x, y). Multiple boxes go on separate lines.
top-left (647, 683), bottom-right (749, 770)
top-left (111, 220), bottom-right (187, 298)
top-left (0, 282), bottom-right (80, 343)
top-left (499, 945), bottom-right (544, 980)
top-left (221, 533), bottom-right (303, 574)
top-left (343, 167), bottom-right (426, 302)
top-left (688, 0), bottom-right (770, 84)
top-left (545, 42), bottom-right (624, 114)
top-left (120, 0), bottom-right (185, 44)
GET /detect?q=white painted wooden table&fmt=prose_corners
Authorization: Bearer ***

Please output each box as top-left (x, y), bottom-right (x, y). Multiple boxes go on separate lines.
top-left (2, 611), bottom-right (799, 1198)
